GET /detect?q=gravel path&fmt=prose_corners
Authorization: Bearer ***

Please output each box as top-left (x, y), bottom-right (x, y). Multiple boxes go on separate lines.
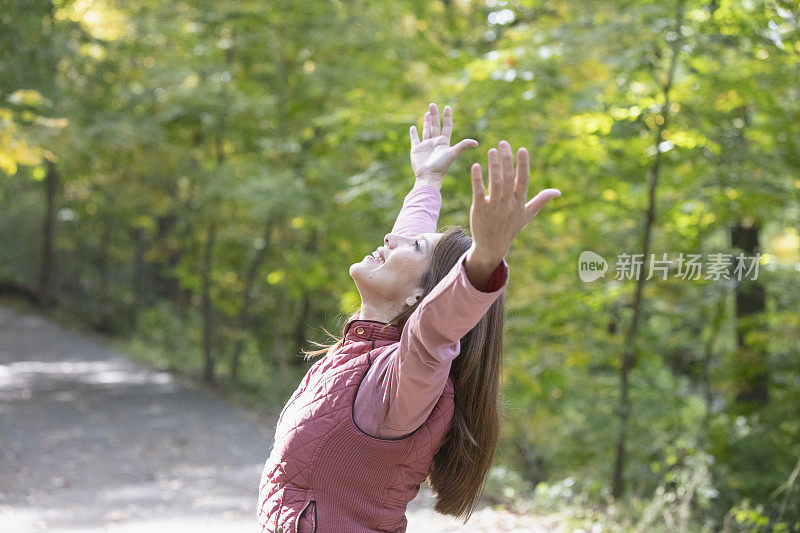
top-left (0, 304), bottom-right (554, 532)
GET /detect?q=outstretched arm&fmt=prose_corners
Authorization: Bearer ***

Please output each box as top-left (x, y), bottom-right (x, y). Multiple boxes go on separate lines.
top-left (391, 103), bottom-right (478, 239)
top-left (355, 140), bottom-right (561, 439)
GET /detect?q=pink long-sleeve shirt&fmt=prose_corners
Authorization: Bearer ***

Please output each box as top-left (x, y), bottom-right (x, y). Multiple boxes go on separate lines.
top-left (353, 183), bottom-right (510, 439)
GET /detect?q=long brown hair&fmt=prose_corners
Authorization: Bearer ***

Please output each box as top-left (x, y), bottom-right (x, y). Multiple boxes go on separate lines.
top-left (302, 226), bottom-right (506, 521)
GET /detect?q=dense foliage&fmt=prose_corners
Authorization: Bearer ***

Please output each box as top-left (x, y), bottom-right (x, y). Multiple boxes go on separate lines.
top-left (2, 0), bottom-right (798, 529)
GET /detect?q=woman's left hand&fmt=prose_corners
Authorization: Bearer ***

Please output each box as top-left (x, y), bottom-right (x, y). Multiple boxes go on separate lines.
top-left (467, 140), bottom-right (562, 267)
top-left (410, 103), bottom-right (478, 187)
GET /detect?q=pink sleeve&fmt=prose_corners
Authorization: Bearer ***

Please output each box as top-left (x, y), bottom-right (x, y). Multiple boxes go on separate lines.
top-left (389, 182), bottom-right (442, 238)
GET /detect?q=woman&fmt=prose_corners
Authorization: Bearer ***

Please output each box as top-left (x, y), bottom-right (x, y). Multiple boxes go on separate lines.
top-left (257, 103), bottom-right (561, 532)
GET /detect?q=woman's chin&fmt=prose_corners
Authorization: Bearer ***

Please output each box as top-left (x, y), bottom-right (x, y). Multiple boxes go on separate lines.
top-left (350, 258), bottom-right (376, 278)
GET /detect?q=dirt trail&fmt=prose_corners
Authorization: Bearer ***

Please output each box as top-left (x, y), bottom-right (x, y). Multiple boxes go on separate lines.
top-left (0, 305), bottom-right (553, 532)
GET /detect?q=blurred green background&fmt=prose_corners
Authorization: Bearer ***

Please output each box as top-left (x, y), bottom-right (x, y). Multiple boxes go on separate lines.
top-left (1, 0), bottom-right (799, 530)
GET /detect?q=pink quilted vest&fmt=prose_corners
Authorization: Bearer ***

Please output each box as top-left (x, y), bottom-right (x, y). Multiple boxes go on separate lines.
top-left (257, 319), bottom-right (455, 532)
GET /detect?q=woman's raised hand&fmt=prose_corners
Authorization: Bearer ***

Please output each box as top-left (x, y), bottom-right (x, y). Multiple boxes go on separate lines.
top-left (410, 103), bottom-right (478, 187)
top-left (467, 141), bottom-right (561, 266)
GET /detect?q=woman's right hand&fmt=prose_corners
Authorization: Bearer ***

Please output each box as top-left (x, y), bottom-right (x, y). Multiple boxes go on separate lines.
top-left (466, 141), bottom-right (561, 269)
top-left (410, 103), bottom-right (478, 187)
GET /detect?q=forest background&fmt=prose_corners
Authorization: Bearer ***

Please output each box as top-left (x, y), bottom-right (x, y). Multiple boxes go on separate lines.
top-left (1, 0), bottom-right (799, 530)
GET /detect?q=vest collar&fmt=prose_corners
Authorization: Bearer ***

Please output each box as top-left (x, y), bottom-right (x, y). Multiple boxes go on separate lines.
top-left (344, 319), bottom-right (401, 343)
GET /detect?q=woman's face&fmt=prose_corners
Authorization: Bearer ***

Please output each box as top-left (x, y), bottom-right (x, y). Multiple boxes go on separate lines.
top-left (350, 231), bottom-right (444, 308)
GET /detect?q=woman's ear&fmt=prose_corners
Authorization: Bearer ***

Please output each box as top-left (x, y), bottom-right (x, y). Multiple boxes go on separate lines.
top-left (405, 289), bottom-right (424, 307)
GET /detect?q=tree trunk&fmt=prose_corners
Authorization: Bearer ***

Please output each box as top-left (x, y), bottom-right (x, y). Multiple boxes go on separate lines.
top-left (290, 229), bottom-right (319, 364)
top-left (98, 224), bottom-right (111, 326)
top-left (273, 286), bottom-right (290, 377)
top-left (230, 220), bottom-right (274, 382)
top-left (291, 291), bottom-right (312, 365)
top-left (730, 222), bottom-right (769, 407)
top-left (201, 221), bottom-right (217, 385)
top-left (153, 212), bottom-right (182, 304)
top-left (131, 226), bottom-right (146, 322)
top-left (37, 159), bottom-right (58, 307)
top-left (612, 0), bottom-right (685, 499)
